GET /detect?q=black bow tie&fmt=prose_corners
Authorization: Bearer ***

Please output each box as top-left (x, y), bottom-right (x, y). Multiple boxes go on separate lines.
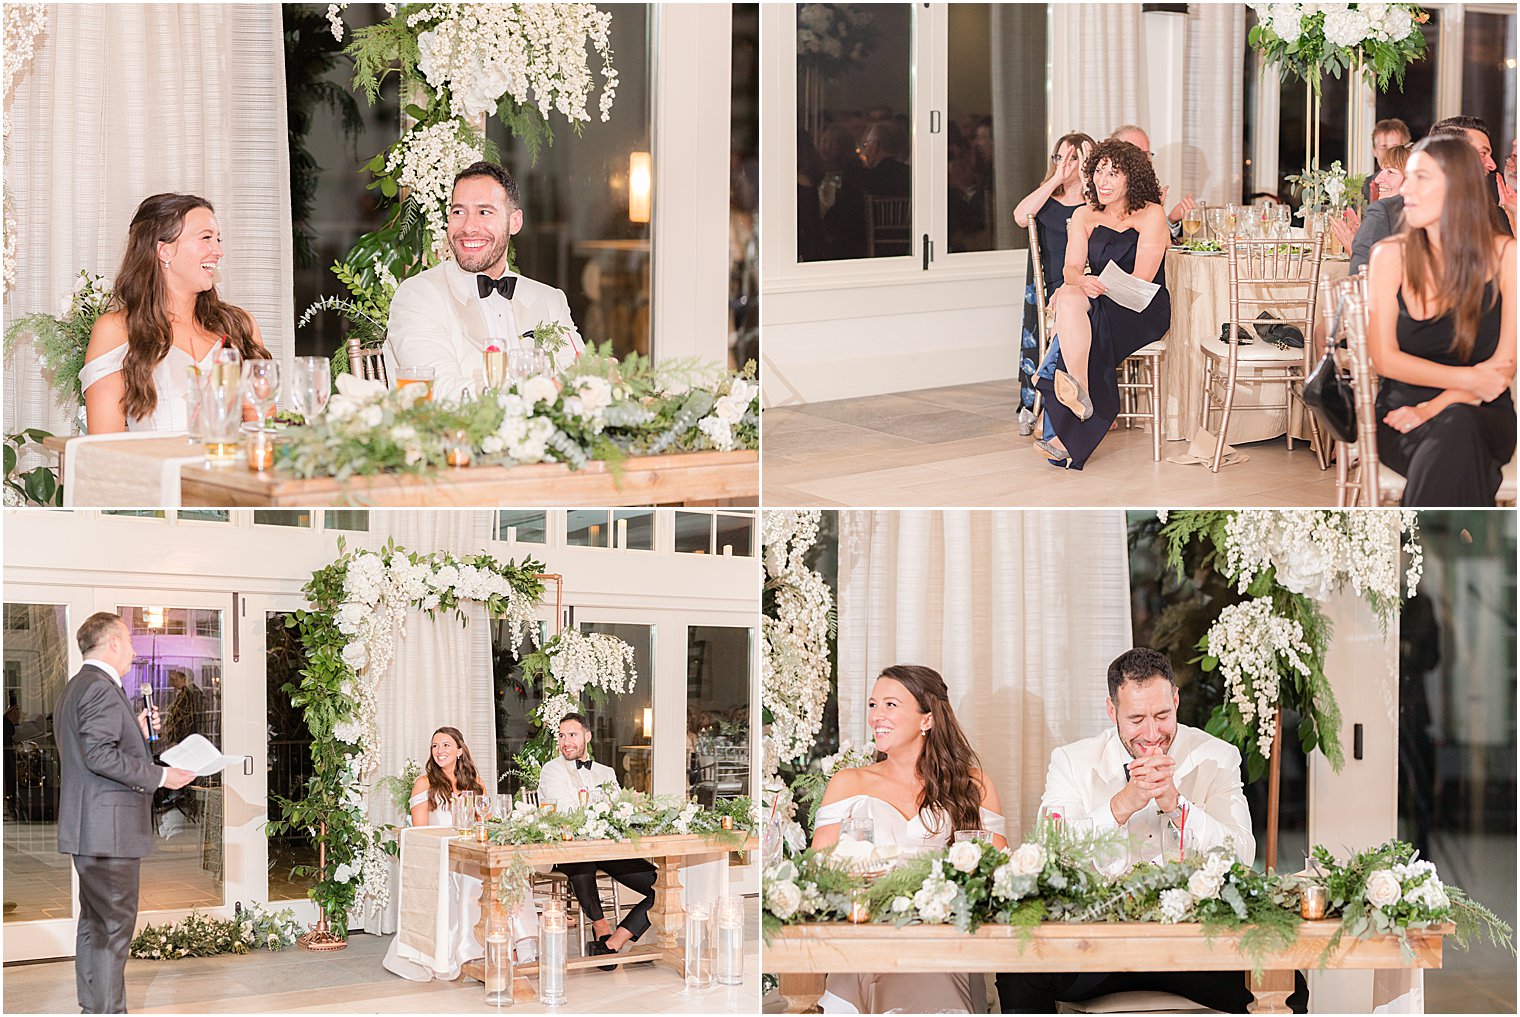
top-left (477, 274), bottom-right (517, 300)
top-left (575, 759), bottom-right (593, 771)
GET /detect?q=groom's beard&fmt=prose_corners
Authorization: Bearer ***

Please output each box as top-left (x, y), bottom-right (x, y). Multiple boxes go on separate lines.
top-left (1118, 724), bottom-right (1174, 761)
top-left (451, 233), bottom-right (510, 275)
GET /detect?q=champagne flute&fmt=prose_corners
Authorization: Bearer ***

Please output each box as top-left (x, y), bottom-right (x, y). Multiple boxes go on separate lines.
top-left (1224, 203), bottom-right (1239, 236)
top-left (241, 360), bottom-right (281, 424)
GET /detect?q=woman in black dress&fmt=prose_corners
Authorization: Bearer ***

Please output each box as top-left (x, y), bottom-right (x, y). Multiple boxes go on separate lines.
top-left (1013, 131), bottom-right (1095, 435)
top-left (1034, 139), bottom-right (1172, 470)
top-left (1368, 135), bottom-right (1516, 505)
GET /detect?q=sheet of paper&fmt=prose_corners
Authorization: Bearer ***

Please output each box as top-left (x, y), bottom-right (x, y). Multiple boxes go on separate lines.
top-left (1097, 261), bottom-right (1161, 313)
top-left (160, 733), bottom-right (238, 777)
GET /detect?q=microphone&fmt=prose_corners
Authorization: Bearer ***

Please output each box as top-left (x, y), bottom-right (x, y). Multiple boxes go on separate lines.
top-left (141, 684), bottom-right (159, 742)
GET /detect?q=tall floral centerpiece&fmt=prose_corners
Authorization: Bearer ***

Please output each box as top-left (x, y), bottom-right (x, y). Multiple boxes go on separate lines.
top-left (1160, 510), bottom-right (1422, 870)
top-left (313, 3), bottom-right (618, 362)
top-left (1247, 3), bottom-right (1429, 189)
top-left (795, 4), bottom-right (878, 146)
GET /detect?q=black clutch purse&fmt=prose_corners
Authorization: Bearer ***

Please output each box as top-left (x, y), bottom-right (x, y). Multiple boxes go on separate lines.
top-left (1302, 344), bottom-right (1357, 443)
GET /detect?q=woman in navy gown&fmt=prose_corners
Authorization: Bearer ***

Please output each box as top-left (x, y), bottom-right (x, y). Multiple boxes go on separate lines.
top-left (1013, 132), bottom-right (1095, 434)
top-left (1035, 139), bottom-right (1172, 470)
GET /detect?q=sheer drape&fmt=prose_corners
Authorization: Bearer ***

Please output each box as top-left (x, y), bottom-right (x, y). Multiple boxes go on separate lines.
top-left (360, 511), bottom-right (496, 933)
top-left (1181, 4), bottom-right (1247, 204)
top-left (3, 4), bottom-right (294, 442)
top-left (836, 511), bottom-right (1132, 841)
top-left (1048, 4), bottom-right (1148, 144)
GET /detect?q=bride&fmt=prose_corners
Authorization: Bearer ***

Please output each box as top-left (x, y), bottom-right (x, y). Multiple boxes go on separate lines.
top-left (383, 727), bottom-right (537, 981)
top-left (813, 665), bottom-right (1007, 1014)
top-left (81, 193), bottom-right (271, 433)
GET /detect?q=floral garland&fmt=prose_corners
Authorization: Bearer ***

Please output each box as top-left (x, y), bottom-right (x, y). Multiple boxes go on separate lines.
top-left (761, 511), bottom-right (834, 772)
top-left (1247, 3), bottom-right (1429, 93)
top-left (271, 539), bottom-right (548, 938)
top-left (491, 790), bottom-right (755, 847)
top-left (275, 352), bottom-right (758, 481)
top-left (765, 826), bottom-right (1512, 973)
top-left (1159, 510), bottom-right (1420, 781)
top-left (130, 904), bottom-right (303, 960)
top-left (2, 2), bottom-right (48, 295)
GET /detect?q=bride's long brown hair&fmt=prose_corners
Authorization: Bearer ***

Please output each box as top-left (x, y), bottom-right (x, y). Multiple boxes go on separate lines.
top-left (877, 665), bottom-right (985, 836)
top-left (424, 726), bottom-right (485, 812)
top-left (113, 193), bottom-right (268, 421)
top-left (1399, 135), bottom-right (1502, 362)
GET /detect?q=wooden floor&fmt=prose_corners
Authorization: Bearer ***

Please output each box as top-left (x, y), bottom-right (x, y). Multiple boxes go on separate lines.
top-left (763, 380), bottom-right (1340, 508)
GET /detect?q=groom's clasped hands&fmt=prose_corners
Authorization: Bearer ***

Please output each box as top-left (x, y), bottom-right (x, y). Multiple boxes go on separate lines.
top-left (1113, 752), bottom-right (1179, 824)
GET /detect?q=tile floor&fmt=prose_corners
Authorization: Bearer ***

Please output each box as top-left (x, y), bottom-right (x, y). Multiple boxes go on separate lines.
top-left (3, 898), bottom-right (762, 1014)
top-left (763, 381), bottom-right (1341, 508)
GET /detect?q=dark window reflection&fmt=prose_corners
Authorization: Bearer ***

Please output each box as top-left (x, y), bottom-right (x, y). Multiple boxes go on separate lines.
top-left (1461, 12), bottom-right (1516, 169)
top-left (797, 3), bottom-right (914, 262)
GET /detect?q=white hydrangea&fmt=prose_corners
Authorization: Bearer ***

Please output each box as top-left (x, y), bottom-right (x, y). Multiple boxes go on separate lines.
top-left (1159, 887), bottom-right (1194, 923)
top-left (767, 879), bottom-right (802, 920)
top-left (1322, 8), bottom-right (1372, 47)
top-left (911, 860), bottom-right (959, 924)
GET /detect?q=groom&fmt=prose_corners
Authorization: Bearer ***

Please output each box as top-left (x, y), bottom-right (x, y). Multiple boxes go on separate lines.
top-left (538, 713), bottom-right (657, 966)
top-left (56, 612), bottom-right (195, 1013)
top-left (997, 648), bottom-right (1306, 1014)
top-left (386, 160), bottom-right (584, 402)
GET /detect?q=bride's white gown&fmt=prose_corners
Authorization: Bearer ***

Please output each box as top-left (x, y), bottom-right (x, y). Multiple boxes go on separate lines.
top-left (816, 795), bottom-right (1007, 1015)
top-left (78, 343), bottom-right (219, 432)
top-left (382, 793), bottom-right (538, 981)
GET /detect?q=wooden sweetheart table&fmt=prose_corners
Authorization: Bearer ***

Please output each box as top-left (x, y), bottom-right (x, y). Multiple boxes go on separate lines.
top-left (768, 920), bottom-right (1453, 1013)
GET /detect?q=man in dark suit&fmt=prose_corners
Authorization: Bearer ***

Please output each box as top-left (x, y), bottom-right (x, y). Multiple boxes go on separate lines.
top-left (55, 612), bottom-right (194, 1014)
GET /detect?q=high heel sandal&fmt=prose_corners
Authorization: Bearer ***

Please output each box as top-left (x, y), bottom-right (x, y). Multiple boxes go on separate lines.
top-left (1033, 437), bottom-right (1071, 464)
top-left (1053, 369), bottom-right (1094, 421)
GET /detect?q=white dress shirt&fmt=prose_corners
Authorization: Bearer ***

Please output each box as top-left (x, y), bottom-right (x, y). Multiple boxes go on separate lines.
top-left (537, 754), bottom-right (618, 812)
top-left (83, 658), bottom-right (168, 787)
top-left (1040, 723), bottom-right (1255, 863)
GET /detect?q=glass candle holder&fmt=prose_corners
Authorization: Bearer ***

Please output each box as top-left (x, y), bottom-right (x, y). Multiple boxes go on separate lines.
top-left (444, 430), bottom-right (473, 468)
top-left (684, 903), bottom-right (713, 988)
top-left (539, 901), bottom-right (567, 1005)
top-left (1301, 884), bottom-right (1328, 920)
top-left (714, 895), bottom-right (744, 986)
top-left (847, 888), bottom-right (870, 924)
top-left (720, 815), bottom-right (734, 830)
top-left (484, 916), bottom-right (514, 1006)
top-left (242, 425), bottom-right (276, 472)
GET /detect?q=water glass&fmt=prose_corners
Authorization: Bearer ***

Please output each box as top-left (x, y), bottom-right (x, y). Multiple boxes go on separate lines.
top-left (396, 364), bottom-right (435, 402)
top-left (953, 829), bottom-right (993, 844)
top-left (241, 360), bottom-right (281, 425)
top-left (684, 903), bottom-right (713, 988)
top-left (508, 348), bottom-right (549, 381)
top-left (183, 365), bottom-right (204, 443)
top-left (291, 356), bottom-right (331, 421)
top-left (714, 895), bottom-right (744, 985)
top-left (839, 816), bottom-right (874, 845)
top-left (198, 369), bottom-right (243, 467)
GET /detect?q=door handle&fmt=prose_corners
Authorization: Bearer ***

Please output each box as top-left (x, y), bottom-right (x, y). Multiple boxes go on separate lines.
top-left (243, 755), bottom-right (254, 776)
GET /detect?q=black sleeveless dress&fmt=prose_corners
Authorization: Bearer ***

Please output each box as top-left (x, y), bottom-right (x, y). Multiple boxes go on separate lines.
top-left (1034, 224), bottom-right (1172, 470)
top-left (1376, 281), bottom-right (1514, 505)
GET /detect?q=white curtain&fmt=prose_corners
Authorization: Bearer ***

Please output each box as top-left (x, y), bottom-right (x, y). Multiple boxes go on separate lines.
top-left (836, 510), bottom-right (1133, 841)
top-left (3, 3), bottom-right (294, 442)
top-left (1181, 3), bottom-right (1247, 204)
top-left (1048, 4), bottom-right (1148, 143)
top-left (360, 511), bottom-right (497, 933)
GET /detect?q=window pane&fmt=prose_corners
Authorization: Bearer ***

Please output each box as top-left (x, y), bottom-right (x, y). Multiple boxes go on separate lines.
top-left (1399, 513), bottom-right (1516, 1014)
top-left (566, 510), bottom-right (611, 548)
top-left (674, 511), bottom-right (713, 554)
top-left (731, 4), bottom-right (760, 371)
top-left (253, 510), bottom-right (312, 528)
top-left (686, 626), bottom-right (751, 803)
top-left (118, 605), bottom-right (224, 912)
top-left (714, 513), bottom-right (754, 557)
top-left (1374, 12), bottom-right (1442, 138)
top-left (3, 604), bottom-right (70, 923)
top-left (797, 2), bottom-right (915, 262)
top-left (1462, 12), bottom-right (1516, 165)
top-left (613, 509), bottom-right (655, 551)
top-left (324, 510), bottom-right (369, 532)
top-left (578, 623), bottom-right (654, 792)
top-left (101, 510), bottom-right (165, 519)
top-left (497, 511), bottom-right (547, 544)
top-left (489, 8), bottom-right (652, 360)
top-left (265, 611), bottom-right (315, 901)
top-left (177, 510), bottom-right (229, 523)
top-left (946, 3), bottom-right (1046, 253)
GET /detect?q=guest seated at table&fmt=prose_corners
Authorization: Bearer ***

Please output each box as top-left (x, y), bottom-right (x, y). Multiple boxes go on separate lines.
top-left (1369, 141), bottom-right (1412, 202)
top-left (1368, 135), bottom-right (1516, 506)
top-left (385, 727), bottom-right (538, 979)
top-left (814, 665), bottom-right (1007, 1014)
top-left (539, 713), bottom-right (657, 967)
top-left (81, 193), bottom-right (270, 434)
top-left (1363, 118), bottom-right (1413, 203)
top-left (1033, 139), bottom-right (1172, 470)
top-left (1011, 131), bottom-right (1096, 435)
top-left (996, 649), bottom-right (1307, 1014)
top-left (1109, 125), bottom-right (1195, 236)
top-left (386, 161), bottom-right (584, 402)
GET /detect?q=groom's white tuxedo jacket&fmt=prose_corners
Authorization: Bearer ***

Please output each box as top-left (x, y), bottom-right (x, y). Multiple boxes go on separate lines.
top-left (538, 754), bottom-right (619, 812)
top-left (1040, 723), bottom-right (1255, 863)
top-left (385, 259), bottom-right (585, 402)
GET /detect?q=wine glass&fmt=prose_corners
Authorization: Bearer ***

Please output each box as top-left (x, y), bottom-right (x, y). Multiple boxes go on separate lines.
top-left (508, 348), bottom-right (549, 382)
top-left (291, 356), bottom-right (331, 421)
top-left (1181, 206), bottom-right (1203, 242)
top-left (241, 360), bottom-right (281, 424)
top-left (1223, 203), bottom-right (1239, 236)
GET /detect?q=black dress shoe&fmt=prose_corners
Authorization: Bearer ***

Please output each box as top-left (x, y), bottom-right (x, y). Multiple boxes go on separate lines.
top-left (589, 934), bottom-right (617, 971)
